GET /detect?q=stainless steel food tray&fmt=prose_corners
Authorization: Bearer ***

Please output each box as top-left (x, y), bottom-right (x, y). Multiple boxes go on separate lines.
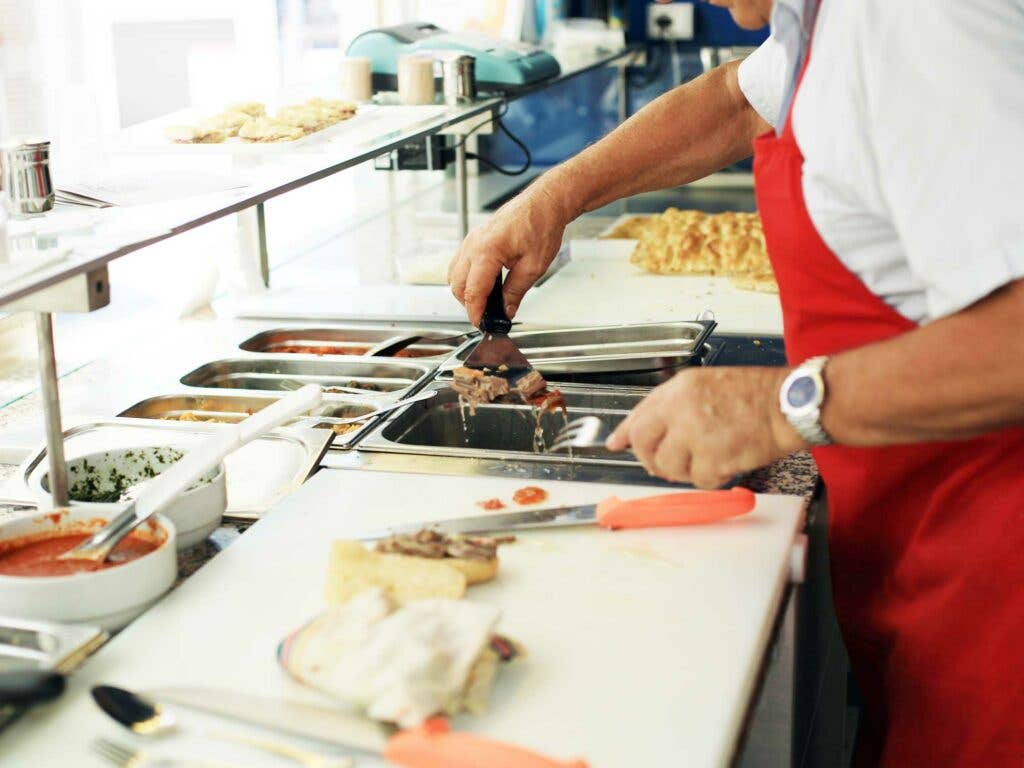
top-left (118, 393), bottom-right (381, 448)
top-left (444, 321), bottom-right (716, 376)
top-left (180, 357), bottom-right (435, 398)
top-left (358, 383), bottom-right (645, 467)
top-left (16, 418), bottom-right (332, 521)
top-left (239, 325), bottom-right (474, 361)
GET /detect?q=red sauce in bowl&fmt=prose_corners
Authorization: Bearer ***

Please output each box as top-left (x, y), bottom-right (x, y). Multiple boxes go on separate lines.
top-left (512, 486), bottom-right (548, 506)
top-left (0, 533), bottom-right (160, 577)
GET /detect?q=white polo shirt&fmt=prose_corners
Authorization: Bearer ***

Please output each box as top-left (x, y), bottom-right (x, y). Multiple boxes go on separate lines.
top-left (738, 0), bottom-right (1024, 324)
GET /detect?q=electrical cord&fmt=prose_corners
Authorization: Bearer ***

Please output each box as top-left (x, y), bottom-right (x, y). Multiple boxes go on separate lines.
top-left (629, 15), bottom-right (672, 88)
top-left (445, 106), bottom-right (533, 176)
top-left (450, 101), bottom-right (510, 150)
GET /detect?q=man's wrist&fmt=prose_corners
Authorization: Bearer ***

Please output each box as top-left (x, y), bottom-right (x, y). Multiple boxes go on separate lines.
top-left (539, 163), bottom-right (592, 222)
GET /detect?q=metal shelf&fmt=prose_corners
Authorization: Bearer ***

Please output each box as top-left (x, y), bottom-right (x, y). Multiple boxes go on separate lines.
top-left (0, 44), bottom-right (639, 508)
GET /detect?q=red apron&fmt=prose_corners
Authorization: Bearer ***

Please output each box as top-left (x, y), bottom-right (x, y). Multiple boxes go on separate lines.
top-left (753, 57), bottom-right (1024, 765)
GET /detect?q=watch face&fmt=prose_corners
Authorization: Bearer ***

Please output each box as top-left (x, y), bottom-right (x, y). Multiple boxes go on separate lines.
top-left (786, 375), bottom-right (819, 409)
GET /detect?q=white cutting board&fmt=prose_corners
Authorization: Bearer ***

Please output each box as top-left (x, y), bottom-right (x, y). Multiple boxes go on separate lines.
top-left (518, 240), bottom-right (784, 335)
top-left (2, 470), bottom-right (804, 768)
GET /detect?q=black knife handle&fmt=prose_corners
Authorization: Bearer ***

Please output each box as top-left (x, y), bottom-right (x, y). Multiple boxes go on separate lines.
top-left (0, 670), bottom-right (65, 705)
top-left (480, 274), bottom-right (512, 334)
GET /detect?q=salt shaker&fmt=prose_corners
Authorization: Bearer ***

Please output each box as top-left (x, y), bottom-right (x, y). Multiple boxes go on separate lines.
top-left (441, 55), bottom-right (477, 105)
top-left (1, 138), bottom-right (55, 218)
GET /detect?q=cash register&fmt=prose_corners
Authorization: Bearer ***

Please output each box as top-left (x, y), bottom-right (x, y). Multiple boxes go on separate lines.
top-left (347, 22), bottom-right (561, 93)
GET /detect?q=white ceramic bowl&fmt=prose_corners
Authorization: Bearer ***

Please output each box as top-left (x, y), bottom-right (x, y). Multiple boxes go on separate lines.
top-left (0, 507), bottom-right (177, 631)
top-left (35, 446), bottom-right (226, 550)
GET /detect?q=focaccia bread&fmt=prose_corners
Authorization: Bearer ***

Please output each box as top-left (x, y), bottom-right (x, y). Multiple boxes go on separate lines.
top-left (237, 116), bottom-right (305, 142)
top-left (227, 101), bottom-right (266, 118)
top-left (164, 124), bottom-right (226, 144)
top-left (622, 207), bottom-right (776, 290)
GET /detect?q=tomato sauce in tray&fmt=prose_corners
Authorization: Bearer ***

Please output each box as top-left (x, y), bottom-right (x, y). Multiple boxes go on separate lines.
top-left (271, 344), bottom-right (442, 358)
top-left (0, 532), bottom-right (160, 577)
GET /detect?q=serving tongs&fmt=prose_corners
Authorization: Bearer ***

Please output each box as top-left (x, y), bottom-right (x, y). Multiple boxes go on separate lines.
top-left (57, 385), bottom-right (323, 564)
top-left (462, 275), bottom-right (534, 385)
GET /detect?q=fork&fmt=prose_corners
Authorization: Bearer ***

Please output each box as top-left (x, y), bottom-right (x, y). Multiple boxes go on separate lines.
top-left (92, 737), bottom-right (244, 768)
top-left (547, 415), bottom-right (612, 453)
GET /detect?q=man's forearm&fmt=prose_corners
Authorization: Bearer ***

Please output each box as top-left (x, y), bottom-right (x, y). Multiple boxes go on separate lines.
top-left (823, 279), bottom-right (1024, 445)
top-left (539, 60), bottom-right (768, 219)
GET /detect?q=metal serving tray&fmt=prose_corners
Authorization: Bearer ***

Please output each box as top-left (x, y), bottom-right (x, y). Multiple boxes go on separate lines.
top-left (180, 357), bottom-right (435, 398)
top-left (239, 325), bottom-right (473, 360)
top-left (358, 384), bottom-right (645, 467)
top-left (118, 393), bottom-right (380, 447)
top-left (17, 418), bottom-right (332, 521)
top-left (446, 321), bottom-right (715, 377)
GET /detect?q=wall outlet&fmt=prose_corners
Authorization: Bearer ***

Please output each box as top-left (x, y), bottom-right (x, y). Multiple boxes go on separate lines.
top-left (647, 2), bottom-right (695, 41)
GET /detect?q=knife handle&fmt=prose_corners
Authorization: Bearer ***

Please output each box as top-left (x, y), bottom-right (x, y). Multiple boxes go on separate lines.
top-left (596, 487), bottom-right (756, 529)
top-left (480, 274), bottom-right (512, 334)
top-left (384, 718), bottom-right (588, 768)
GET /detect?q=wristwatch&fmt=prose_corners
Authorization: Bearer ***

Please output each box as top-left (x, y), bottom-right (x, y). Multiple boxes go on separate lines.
top-left (779, 356), bottom-right (833, 446)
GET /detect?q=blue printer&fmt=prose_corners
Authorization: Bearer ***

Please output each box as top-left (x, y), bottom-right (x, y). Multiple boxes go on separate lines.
top-left (347, 22), bottom-right (561, 93)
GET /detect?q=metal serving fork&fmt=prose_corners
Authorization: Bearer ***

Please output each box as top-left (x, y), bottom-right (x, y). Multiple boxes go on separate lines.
top-left (547, 416), bottom-right (612, 453)
top-left (92, 737), bottom-right (245, 768)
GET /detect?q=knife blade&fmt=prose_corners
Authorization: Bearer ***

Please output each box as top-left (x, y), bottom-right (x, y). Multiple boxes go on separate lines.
top-left (146, 686), bottom-right (588, 768)
top-left (147, 686), bottom-right (389, 752)
top-left (361, 488), bottom-right (757, 540)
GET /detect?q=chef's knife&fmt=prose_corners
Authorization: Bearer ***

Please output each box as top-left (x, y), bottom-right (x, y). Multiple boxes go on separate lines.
top-left (147, 686), bottom-right (587, 768)
top-left (361, 487), bottom-right (757, 540)
top-left (463, 275), bottom-right (534, 380)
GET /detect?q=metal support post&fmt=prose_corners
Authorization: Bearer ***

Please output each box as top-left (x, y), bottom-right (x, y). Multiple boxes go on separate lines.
top-left (618, 64), bottom-right (630, 123)
top-left (256, 202), bottom-right (270, 288)
top-left (455, 141), bottom-right (469, 240)
top-left (34, 313), bottom-right (68, 507)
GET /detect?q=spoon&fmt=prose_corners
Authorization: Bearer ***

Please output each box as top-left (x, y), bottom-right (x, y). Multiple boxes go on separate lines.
top-left (58, 385), bottom-right (323, 564)
top-left (91, 686), bottom-right (352, 768)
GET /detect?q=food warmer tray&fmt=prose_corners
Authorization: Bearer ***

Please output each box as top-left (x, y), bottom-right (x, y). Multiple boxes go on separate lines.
top-left (441, 321), bottom-right (716, 378)
top-left (357, 382), bottom-right (647, 468)
top-left (15, 418), bottom-right (331, 521)
top-left (0, 617), bottom-right (107, 734)
top-left (179, 356), bottom-right (436, 399)
top-left (238, 325), bottom-right (475, 361)
top-left (118, 392), bottom-right (383, 449)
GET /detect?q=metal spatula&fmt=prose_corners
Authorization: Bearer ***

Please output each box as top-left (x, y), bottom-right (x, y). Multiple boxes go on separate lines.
top-left (462, 275), bottom-right (534, 382)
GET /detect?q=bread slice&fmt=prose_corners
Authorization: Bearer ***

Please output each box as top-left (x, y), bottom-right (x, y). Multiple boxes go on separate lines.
top-left (443, 556), bottom-right (499, 586)
top-left (326, 540), bottom-right (466, 605)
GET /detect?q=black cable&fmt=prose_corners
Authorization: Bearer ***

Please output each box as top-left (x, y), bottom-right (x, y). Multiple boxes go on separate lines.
top-left (466, 149), bottom-right (530, 176)
top-left (448, 109), bottom-right (532, 176)
top-left (450, 101), bottom-right (510, 150)
top-left (629, 17), bottom-right (671, 88)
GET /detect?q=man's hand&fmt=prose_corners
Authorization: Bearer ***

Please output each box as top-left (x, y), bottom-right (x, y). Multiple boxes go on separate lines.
top-left (448, 180), bottom-right (573, 327)
top-left (606, 367), bottom-right (807, 488)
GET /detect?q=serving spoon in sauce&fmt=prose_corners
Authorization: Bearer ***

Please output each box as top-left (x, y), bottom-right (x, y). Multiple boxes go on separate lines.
top-left (57, 385), bottom-right (323, 565)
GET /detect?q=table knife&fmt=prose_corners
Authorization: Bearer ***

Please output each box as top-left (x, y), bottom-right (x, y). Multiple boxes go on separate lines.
top-left (361, 487), bottom-right (757, 540)
top-left (147, 686), bottom-right (587, 768)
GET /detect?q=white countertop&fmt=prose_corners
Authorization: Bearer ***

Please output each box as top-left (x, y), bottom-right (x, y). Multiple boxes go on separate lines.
top-left (517, 240), bottom-right (784, 335)
top-left (2, 469), bottom-right (805, 768)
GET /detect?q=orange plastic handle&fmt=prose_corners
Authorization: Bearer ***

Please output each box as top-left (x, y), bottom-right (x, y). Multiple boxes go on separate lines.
top-left (595, 487), bottom-right (756, 529)
top-left (384, 718), bottom-right (589, 768)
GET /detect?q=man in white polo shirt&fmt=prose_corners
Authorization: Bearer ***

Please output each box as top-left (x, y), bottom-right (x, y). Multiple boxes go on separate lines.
top-left (448, 1), bottom-right (1024, 764)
